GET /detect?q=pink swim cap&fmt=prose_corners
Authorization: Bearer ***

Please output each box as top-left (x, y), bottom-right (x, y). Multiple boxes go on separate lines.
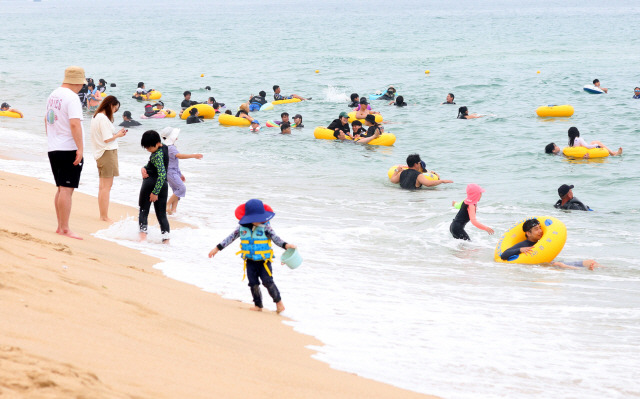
top-left (464, 183), bottom-right (485, 205)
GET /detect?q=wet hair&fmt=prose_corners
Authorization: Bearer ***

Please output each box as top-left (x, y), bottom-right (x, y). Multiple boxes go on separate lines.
top-left (593, 79), bottom-right (600, 85)
top-left (350, 93), bottom-right (359, 101)
top-left (273, 85), bottom-right (279, 92)
top-left (568, 127), bottom-right (580, 146)
top-left (522, 218), bottom-right (540, 233)
top-left (281, 112), bottom-right (289, 118)
top-left (1, 102), bottom-right (9, 110)
top-left (545, 142), bottom-right (556, 154)
top-left (333, 130), bottom-right (343, 139)
top-left (183, 90), bottom-right (191, 97)
top-left (351, 120), bottom-right (362, 127)
top-left (98, 79), bottom-right (107, 85)
top-left (457, 106), bottom-right (468, 119)
top-left (208, 97), bottom-right (215, 103)
top-left (93, 95), bottom-right (120, 122)
top-left (406, 153), bottom-right (421, 168)
top-left (395, 96), bottom-right (406, 106)
top-left (87, 83), bottom-right (95, 90)
top-left (225, 110), bottom-right (232, 115)
top-left (448, 93), bottom-right (455, 100)
top-left (280, 122), bottom-right (291, 132)
top-left (205, 86), bottom-right (211, 90)
top-left (137, 82), bottom-right (145, 88)
top-left (189, 107), bottom-right (198, 116)
top-left (141, 130), bottom-right (161, 148)
top-left (259, 90), bottom-right (266, 97)
top-left (211, 101), bottom-right (219, 110)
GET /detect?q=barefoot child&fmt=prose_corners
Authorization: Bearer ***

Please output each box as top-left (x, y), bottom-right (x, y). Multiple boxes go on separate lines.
top-left (159, 127), bottom-right (203, 215)
top-left (450, 183), bottom-right (494, 240)
top-left (208, 199), bottom-right (296, 313)
top-left (139, 130), bottom-right (170, 244)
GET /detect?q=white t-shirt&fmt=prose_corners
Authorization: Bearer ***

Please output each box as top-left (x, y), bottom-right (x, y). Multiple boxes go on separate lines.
top-left (45, 87), bottom-right (84, 151)
top-left (90, 112), bottom-right (117, 159)
top-left (572, 137), bottom-right (598, 149)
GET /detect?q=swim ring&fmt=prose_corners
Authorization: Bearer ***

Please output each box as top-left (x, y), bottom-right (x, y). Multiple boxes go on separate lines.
top-left (536, 105), bottom-right (574, 117)
top-left (140, 113), bottom-right (166, 119)
top-left (272, 98), bottom-right (301, 105)
top-left (368, 94), bottom-right (383, 101)
top-left (562, 147), bottom-right (609, 158)
top-left (162, 109), bottom-right (176, 118)
top-left (313, 127), bottom-right (396, 146)
top-left (133, 91), bottom-right (162, 100)
top-left (387, 165), bottom-right (439, 181)
top-left (259, 103), bottom-right (274, 111)
top-left (494, 216), bottom-right (567, 264)
top-left (100, 92), bottom-right (107, 98)
top-left (583, 85), bottom-right (605, 94)
top-left (180, 104), bottom-right (216, 120)
top-left (219, 113), bottom-right (251, 126)
top-left (0, 111), bottom-right (22, 118)
top-left (347, 112), bottom-right (384, 124)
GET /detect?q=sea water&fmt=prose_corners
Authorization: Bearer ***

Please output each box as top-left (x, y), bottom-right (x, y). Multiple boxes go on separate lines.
top-left (1, 1), bottom-right (639, 398)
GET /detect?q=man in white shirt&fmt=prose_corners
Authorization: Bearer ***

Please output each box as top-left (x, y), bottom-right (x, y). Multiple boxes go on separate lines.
top-left (45, 66), bottom-right (86, 240)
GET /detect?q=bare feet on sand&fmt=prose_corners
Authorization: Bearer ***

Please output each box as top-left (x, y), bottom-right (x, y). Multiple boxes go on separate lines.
top-left (276, 301), bottom-right (285, 314)
top-left (56, 228), bottom-right (83, 240)
top-left (138, 232), bottom-right (147, 242)
top-left (250, 306), bottom-right (263, 312)
top-left (100, 216), bottom-right (113, 222)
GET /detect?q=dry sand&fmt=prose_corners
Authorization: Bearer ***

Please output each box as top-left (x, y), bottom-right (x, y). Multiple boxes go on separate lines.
top-left (0, 171), bottom-right (437, 399)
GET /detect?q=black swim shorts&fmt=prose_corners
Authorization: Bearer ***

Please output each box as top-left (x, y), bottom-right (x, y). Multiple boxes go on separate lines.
top-left (48, 150), bottom-right (83, 188)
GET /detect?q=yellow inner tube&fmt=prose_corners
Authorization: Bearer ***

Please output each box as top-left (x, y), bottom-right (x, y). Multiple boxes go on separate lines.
top-left (313, 127), bottom-right (395, 146)
top-left (0, 111), bottom-right (22, 118)
top-left (100, 92), bottom-right (107, 98)
top-left (562, 147), bottom-right (609, 158)
top-left (536, 104), bottom-right (574, 117)
top-left (494, 216), bottom-right (567, 264)
top-left (218, 113), bottom-right (251, 126)
top-left (181, 104), bottom-right (216, 120)
top-left (133, 91), bottom-right (162, 100)
top-left (387, 165), bottom-right (438, 181)
top-left (347, 111), bottom-right (383, 124)
top-left (272, 98), bottom-right (301, 105)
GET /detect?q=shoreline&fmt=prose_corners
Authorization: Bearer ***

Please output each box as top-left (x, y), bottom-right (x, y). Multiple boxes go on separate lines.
top-left (0, 170), bottom-right (437, 399)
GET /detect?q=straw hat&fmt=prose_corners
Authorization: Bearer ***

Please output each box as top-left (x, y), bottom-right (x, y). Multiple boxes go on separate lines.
top-left (62, 66), bottom-right (86, 85)
top-left (160, 127), bottom-right (180, 145)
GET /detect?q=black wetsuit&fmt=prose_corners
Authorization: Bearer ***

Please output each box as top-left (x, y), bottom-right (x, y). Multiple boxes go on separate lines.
top-left (554, 197), bottom-right (591, 211)
top-left (348, 101), bottom-right (359, 108)
top-left (181, 99), bottom-right (199, 110)
top-left (139, 145), bottom-right (170, 240)
top-left (249, 95), bottom-right (267, 106)
top-left (119, 119), bottom-right (142, 127)
top-left (327, 119), bottom-right (350, 135)
top-left (378, 93), bottom-right (395, 101)
top-left (399, 169), bottom-right (421, 190)
top-left (500, 240), bottom-right (537, 261)
top-left (186, 115), bottom-right (203, 124)
top-left (364, 124), bottom-right (382, 138)
top-left (450, 202), bottom-right (471, 240)
top-left (442, 101), bottom-right (456, 105)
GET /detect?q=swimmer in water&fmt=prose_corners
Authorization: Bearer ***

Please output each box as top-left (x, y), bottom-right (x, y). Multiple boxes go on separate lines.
top-left (280, 122), bottom-right (291, 135)
top-left (119, 110), bottom-right (141, 127)
top-left (633, 87), bottom-right (640, 99)
top-left (544, 142), bottom-right (589, 159)
top-left (273, 85), bottom-right (307, 101)
top-left (457, 106), bottom-right (484, 119)
top-left (568, 127), bottom-right (621, 156)
top-left (355, 98), bottom-right (379, 119)
top-left (592, 79), bottom-right (608, 93)
top-left (449, 184), bottom-right (494, 240)
top-left (499, 218), bottom-right (600, 270)
top-left (250, 120), bottom-right (260, 132)
top-left (390, 153), bottom-right (453, 190)
top-left (554, 184), bottom-right (591, 211)
top-left (442, 93), bottom-right (456, 105)
top-left (186, 107), bottom-right (203, 124)
top-left (389, 95), bottom-right (407, 106)
top-left (0, 102), bottom-right (23, 117)
top-left (348, 93), bottom-right (360, 107)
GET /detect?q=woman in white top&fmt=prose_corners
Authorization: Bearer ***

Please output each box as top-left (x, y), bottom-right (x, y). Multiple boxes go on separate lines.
top-left (568, 127), bottom-right (622, 156)
top-left (91, 96), bottom-right (127, 221)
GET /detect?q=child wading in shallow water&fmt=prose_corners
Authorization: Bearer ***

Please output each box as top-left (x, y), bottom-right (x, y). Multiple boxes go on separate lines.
top-left (208, 199), bottom-right (296, 313)
top-left (139, 130), bottom-right (170, 244)
top-left (159, 127), bottom-right (203, 215)
top-left (449, 183), bottom-right (494, 241)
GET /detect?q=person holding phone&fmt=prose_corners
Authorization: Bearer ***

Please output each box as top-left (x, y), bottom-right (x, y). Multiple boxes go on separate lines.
top-left (90, 95), bottom-right (127, 221)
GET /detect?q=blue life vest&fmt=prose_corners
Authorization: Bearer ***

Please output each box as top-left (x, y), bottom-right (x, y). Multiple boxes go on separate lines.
top-left (236, 224), bottom-right (273, 261)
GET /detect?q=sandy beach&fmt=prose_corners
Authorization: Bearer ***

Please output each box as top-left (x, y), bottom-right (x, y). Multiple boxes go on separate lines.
top-left (0, 170), bottom-right (435, 399)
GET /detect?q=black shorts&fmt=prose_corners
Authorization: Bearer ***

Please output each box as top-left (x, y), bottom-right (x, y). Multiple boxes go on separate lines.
top-left (48, 150), bottom-right (83, 188)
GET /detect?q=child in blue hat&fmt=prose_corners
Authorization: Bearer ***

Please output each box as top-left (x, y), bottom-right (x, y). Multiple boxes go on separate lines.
top-left (208, 199), bottom-right (296, 313)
